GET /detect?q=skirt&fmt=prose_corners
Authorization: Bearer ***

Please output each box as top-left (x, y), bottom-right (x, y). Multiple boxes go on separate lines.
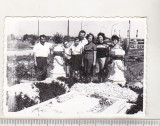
top-left (71, 54), bottom-right (82, 71)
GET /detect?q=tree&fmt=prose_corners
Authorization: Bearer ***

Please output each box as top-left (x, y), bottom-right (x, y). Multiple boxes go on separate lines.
top-left (23, 34), bottom-right (28, 41)
top-left (52, 33), bottom-right (64, 44)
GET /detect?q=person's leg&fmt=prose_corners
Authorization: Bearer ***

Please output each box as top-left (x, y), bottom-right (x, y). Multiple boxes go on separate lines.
top-left (100, 58), bottom-right (106, 70)
top-left (66, 65), bottom-right (69, 77)
top-left (87, 59), bottom-right (93, 82)
top-left (77, 55), bottom-right (82, 80)
top-left (68, 59), bottom-right (72, 78)
top-left (71, 55), bottom-right (76, 78)
top-left (65, 59), bottom-right (69, 77)
top-left (73, 55), bottom-right (80, 80)
top-left (83, 58), bottom-right (88, 81)
top-left (92, 58), bottom-right (98, 82)
top-left (41, 57), bottom-right (47, 80)
top-left (99, 58), bottom-right (106, 82)
top-left (104, 59), bottom-right (109, 81)
top-left (36, 57), bottom-right (42, 81)
top-left (97, 58), bottom-right (101, 82)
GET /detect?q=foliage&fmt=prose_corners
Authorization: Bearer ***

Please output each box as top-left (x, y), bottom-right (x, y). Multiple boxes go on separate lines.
top-left (23, 34), bottom-right (39, 41)
top-left (52, 33), bottom-right (64, 44)
top-left (57, 76), bottom-right (77, 88)
top-left (15, 55), bottom-right (36, 82)
top-left (17, 42), bottom-right (32, 49)
top-left (126, 94), bottom-right (143, 114)
top-left (35, 81), bottom-right (67, 102)
top-left (63, 35), bottom-right (70, 42)
top-left (15, 92), bottom-right (38, 112)
top-left (7, 55), bottom-right (36, 85)
top-left (15, 63), bottom-right (35, 82)
top-left (126, 80), bottom-right (143, 114)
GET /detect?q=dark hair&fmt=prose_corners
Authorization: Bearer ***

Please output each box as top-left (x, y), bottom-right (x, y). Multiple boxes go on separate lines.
top-left (111, 35), bottom-right (119, 41)
top-left (63, 41), bottom-right (68, 45)
top-left (97, 32), bottom-right (105, 40)
top-left (79, 30), bottom-right (86, 35)
top-left (40, 34), bottom-right (46, 39)
top-left (86, 33), bottom-right (94, 42)
top-left (74, 37), bottom-right (79, 41)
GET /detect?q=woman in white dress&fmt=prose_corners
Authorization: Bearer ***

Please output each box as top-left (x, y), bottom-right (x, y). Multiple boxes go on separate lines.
top-left (108, 35), bottom-right (126, 86)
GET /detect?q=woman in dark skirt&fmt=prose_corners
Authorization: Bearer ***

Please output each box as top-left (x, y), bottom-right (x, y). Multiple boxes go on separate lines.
top-left (83, 33), bottom-right (97, 82)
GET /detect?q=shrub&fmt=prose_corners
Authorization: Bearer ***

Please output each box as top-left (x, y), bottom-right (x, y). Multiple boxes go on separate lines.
top-left (35, 81), bottom-right (67, 102)
top-left (126, 82), bottom-right (143, 114)
top-left (7, 55), bottom-right (36, 85)
top-left (15, 55), bottom-right (36, 82)
top-left (126, 94), bottom-right (143, 114)
top-left (57, 76), bottom-right (77, 88)
top-left (52, 33), bottom-right (64, 44)
top-left (15, 92), bottom-right (39, 112)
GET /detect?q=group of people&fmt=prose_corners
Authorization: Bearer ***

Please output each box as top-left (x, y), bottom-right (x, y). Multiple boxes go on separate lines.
top-left (33, 30), bottom-right (127, 86)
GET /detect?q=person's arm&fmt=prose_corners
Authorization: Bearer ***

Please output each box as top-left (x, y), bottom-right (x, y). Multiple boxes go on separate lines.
top-left (81, 45), bottom-right (85, 67)
top-left (70, 47), bottom-right (73, 57)
top-left (93, 45), bottom-right (97, 66)
top-left (33, 46), bottom-right (37, 66)
top-left (49, 43), bottom-right (55, 56)
top-left (33, 52), bottom-right (37, 66)
top-left (93, 51), bottom-right (97, 66)
top-left (55, 57), bottom-right (64, 66)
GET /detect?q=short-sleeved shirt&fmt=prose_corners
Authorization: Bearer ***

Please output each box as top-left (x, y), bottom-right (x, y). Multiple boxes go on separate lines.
top-left (63, 47), bottom-right (71, 59)
top-left (33, 42), bottom-right (53, 57)
top-left (70, 43), bottom-right (83, 55)
top-left (96, 43), bottom-right (109, 58)
top-left (84, 42), bottom-right (96, 59)
top-left (79, 38), bottom-right (88, 48)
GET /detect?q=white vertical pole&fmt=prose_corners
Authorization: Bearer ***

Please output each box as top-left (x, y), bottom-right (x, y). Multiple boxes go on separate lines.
top-left (38, 18), bottom-right (39, 36)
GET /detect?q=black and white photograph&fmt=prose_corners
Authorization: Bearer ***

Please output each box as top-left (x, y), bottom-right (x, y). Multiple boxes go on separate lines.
top-left (4, 17), bottom-right (146, 117)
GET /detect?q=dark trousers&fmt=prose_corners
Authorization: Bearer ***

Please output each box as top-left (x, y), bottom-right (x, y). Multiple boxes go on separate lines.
top-left (36, 57), bottom-right (47, 81)
top-left (84, 58), bottom-right (93, 78)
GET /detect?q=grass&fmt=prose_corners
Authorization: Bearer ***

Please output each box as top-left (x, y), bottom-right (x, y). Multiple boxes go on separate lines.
top-left (124, 62), bottom-right (143, 83)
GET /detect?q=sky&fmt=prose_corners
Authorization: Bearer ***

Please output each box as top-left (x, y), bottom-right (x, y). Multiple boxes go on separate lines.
top-left (5, 17), bottom-right (146, 38)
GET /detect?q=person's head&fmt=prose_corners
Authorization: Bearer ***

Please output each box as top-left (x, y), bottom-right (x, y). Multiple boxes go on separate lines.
top-left (74, 37), bottom-right (80, 46)
top-left (86, 33), bottom-right (94, 43)
top-left (97, 32), bottom-right (105, 43)
top-left (111, 35), bottom-right (119, 45)
top-left (40, 35), bottom-right (46, 45)
top-left (63, 41), bottom-right (69, 48)
top-left (78, 30), bottom-right (86, 40)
